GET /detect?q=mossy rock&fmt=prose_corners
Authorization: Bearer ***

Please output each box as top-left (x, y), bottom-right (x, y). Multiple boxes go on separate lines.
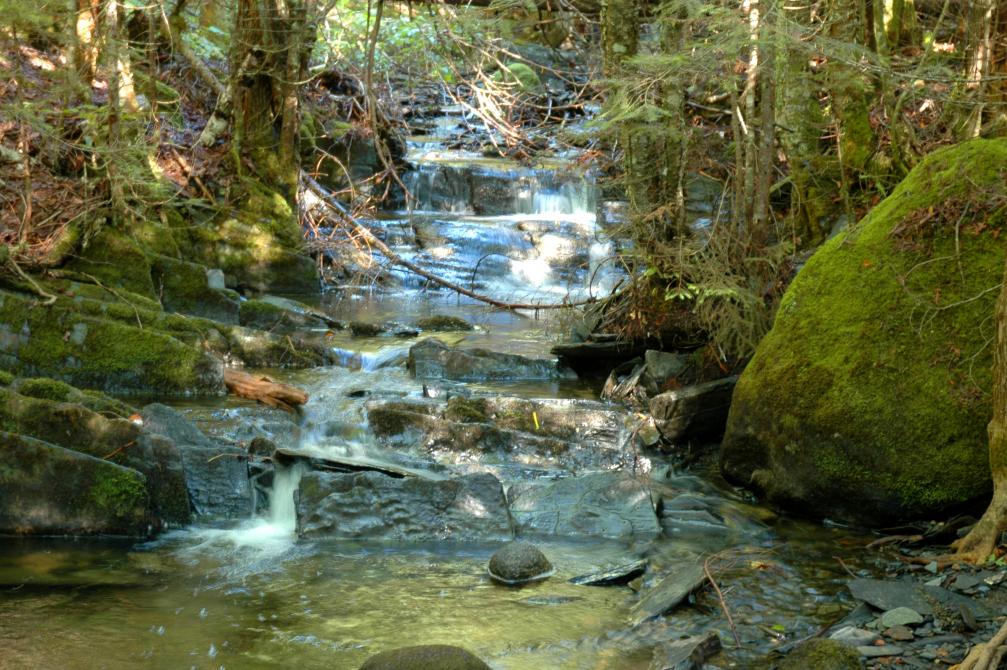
top-left (492, 62), bottom-right (544, 95)
top-left (0, 431), bottom-right (150, 536)
top-left (0, 289), bottom-right (224, 396)
top-left (10, 377), bottom-right (135, 417)
top-left (64, 227), bottom-right (157, 300)
top-left (149, 254), bottom-right (240, 324)
top-left (417, 315), bottom-right (474, 332)
top-left (721, 139), bottom-right (1007, 525)
top-left (774, 639), bottom-right (862, 670)
top-left (445, 396), bottom-right (489, 423)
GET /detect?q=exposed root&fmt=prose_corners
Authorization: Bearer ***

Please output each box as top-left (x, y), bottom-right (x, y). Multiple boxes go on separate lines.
top-left (953, 618), bottom-right (1007, 670)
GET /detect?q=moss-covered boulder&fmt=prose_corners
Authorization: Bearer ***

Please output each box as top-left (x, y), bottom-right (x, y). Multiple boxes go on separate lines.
top-left (774, 639), bottom-right (862, 670)
top-left (0, 432), bottom-right (150, 536)
top-left (0, 288), bottom-right (224, 396)
top-left (149, 254), bottom-right (240, 324)
top-left (63, 227), bottom-right (158, 300)
top-left (721, 139), bottom-right (1007, 525)
top-left (0, 387), bottom-right (190, 527)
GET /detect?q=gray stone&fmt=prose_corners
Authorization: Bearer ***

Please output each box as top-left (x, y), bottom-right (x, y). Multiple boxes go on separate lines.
top-left (856, 644), bottom-right (903, 658)
top-left (648, 377), bottom-right (737, 444)
top-left (649, 632), bottom-right (721, 670)
top-left (508, 471), bottom-right (659, 539)
top-left (296, 471), bottom-right (512, 541)
top-left (644, 350), bottom-right (691, 387)
top-left (409, 338), bottom-right (574, 381)
top-left (630, 562), bottom-right (706, 626)
top-left (141, 404), bottom-right (252, 519)
top-left (829, 626), bottom-right (879, 647)
top-left (569, 558), bottom-right (648, 586)
top-left (847, 578), bottom-right (994, 621)
top-left (488, 541), bottom-right (554, 585)
top-left (206, 268), bottom-right (227, 290)
top-left (359, 645), bottom-right (491, 670)
top-left (0, 432), bottom-right (149, 536)
top-left (884, 625), bottom-right (914, 641)
top-left (880, 607), bottom-right (924, 628)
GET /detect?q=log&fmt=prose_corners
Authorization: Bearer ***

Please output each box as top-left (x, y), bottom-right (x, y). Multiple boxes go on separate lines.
top-left (223, 368), bottom-right (309, 412)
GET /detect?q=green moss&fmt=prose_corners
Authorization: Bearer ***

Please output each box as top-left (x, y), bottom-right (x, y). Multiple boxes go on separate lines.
top-left (88, 468), bottom-right (147, 519)
top-left (239, 299), bottom-right (289, 330)
top-left (0, 289), bottom-right (223, 396)
top-left (64, 228), bottom-right (157, 300)
top-left (0, 370), bottom-right (13, 386)
top-left (723, 139), bottom-right (1007, 524)
top-left (445, 397), bottom-right (489, 423)
top-left (15, 377), bottom-right (74, 402)
top-left (149, 254), bottom-right (239, 323)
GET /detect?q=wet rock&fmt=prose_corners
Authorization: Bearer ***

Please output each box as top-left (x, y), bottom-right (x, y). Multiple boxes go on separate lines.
top-left (223, 325), bottom-right (337, 368)
top-left (649, 631), bottom-right (722, 670)
top-left (0, 432), bottom-right (150, 536)
top-left (847, 578), bottom-right (993, 621)
top-left (239, 297), bottom-right (332, 332)
top-left (569, 558), bottom-right (648, 586)
top-left (408, 338), bottom-right (574, 381)
top-left (602, 350), bottom-right (696, 407)
top-left (275, 446), bottom-right (446, 480)
top-left (416, 315), bottom-right (474, 331)
top-left (630, 562), bottom-right (706, 626)
top-left (880, 607), bottom-right (924, 628)
top-left (649, 377), bottom-right (737, 444)
top-left (350, 321), bottom-right (386, 337)
top-left (508, 471), bottom-right (660, 539)
top-left (777, 639), bottom-right (863, 669)
top-left (487, 541), bottom-right (554, 585)
top-left (296, 471), bottom-right (512, 541)
top-left (884, 625), bottom-right (914, 641)
top-left (141, 404), bottom-right (252, 519)
top-left (358, 645), bottom-right (491, 670)
top-left (830, 626), bottom-right (880, 647)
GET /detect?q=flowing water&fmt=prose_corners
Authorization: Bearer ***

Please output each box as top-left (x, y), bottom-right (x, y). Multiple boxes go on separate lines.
top-left (0, 138), bottom-right (875, 669)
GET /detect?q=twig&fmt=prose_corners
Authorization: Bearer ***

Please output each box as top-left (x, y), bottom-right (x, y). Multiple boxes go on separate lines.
top-left (704, 555), bottom-right (742, 648)
top-left (102, 440), bottom-right (136, 461)
top-left (833, 555), bottom-right (858, 578)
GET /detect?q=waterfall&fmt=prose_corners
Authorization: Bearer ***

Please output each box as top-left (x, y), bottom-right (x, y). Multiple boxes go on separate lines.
top-left (268, 460), bottom-right (307, 532)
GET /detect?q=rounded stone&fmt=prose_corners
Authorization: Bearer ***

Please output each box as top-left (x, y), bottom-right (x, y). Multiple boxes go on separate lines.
top-left (358, 645), bottom-right (491, 670)
top-left (488, 541), bottom-right (554, 585)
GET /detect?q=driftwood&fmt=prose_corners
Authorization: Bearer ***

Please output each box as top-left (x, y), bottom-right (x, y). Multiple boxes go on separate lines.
top-left (224, 368), bottom-right (308, 412)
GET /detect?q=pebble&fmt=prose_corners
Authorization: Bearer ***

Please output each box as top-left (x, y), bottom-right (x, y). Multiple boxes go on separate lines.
top-left (884, 625), bottom-right (914, 641)
top-left (880, 606), bottom-right (924, 628)
top-left (857, 644), bottom-right (904, 658)
top-left (830, 626), bottom-right (879, 646)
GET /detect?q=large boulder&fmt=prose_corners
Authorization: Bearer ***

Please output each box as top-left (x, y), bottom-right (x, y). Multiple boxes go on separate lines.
top-left (0, 432), bottom-right (150, 536)
top-left (296, 471), bottom-right (512, 541)
top-left (721, 139), bottom-right (1007, 524)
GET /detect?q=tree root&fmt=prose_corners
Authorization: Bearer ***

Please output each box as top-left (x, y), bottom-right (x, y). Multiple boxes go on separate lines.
top-left (953, 617), bottom-right (1007, 670)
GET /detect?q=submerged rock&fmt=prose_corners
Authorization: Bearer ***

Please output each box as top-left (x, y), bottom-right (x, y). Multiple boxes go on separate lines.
top-left (296, 471), bottom-right (512, 541)
top-left (0, 432), bottom-right (149, 536)
top-left (569, 558), bottom-right (648, 586)
top-left (408, 338), bottom-right (575, 381)
top-left (722, 139), bottom-right (1007, 524)
top-left (630, 562), bottom-right (707, 626)
top-left (650, 631), bottom-right (721, 670)
top-left (508, 471), bottom-right (660, 539)
top-left (359, 645), bottom-right (491, 670)
top-left (488, 541), bottom-right (554, 585)
top-left (416, 315), bottom-right (474, 331)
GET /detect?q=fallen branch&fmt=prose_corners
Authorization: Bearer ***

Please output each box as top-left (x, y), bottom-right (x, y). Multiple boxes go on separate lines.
top-left (704, 555), bottom-right (742, 648)
top-left (303, 173), bottom-right (604, 312)
top-left (224, 368), bottom-right (308, 412)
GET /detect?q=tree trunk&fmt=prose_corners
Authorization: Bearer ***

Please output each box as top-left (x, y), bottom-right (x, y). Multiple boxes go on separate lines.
top-left (953, 255), bottom-right (1007, 564)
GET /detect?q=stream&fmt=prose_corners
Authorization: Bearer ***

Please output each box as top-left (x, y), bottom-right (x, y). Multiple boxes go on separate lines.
top-left (0, 131), bottom-right (875, 669)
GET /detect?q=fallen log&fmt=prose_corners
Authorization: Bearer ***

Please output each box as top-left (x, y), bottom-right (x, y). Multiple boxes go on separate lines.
top-left (223, 368), bottom-right (309, 412)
